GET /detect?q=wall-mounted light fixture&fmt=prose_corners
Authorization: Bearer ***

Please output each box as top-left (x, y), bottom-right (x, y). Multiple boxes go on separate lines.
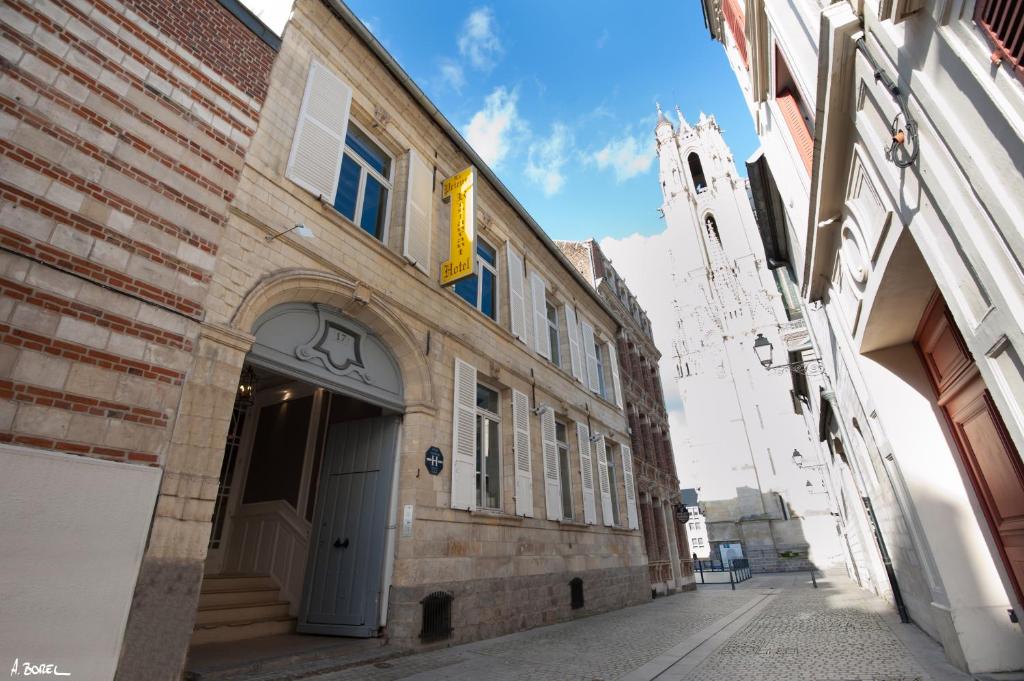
top-left (753, 333), bottom-right (824, 376)
top-left (237, 365), bottom-right (257, 406)
top-left (265, 223), bottom-right (314, 242)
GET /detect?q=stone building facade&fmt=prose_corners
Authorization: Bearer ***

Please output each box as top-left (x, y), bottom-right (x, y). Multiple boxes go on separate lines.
top-left (651, 105), bottom-right (843, 574)
top-left (0, 0), bottom-right (651, 678)
top-left (558, 239), bottom-right (695, 593)
top-left (699, 0), bottom-right (1024, 673)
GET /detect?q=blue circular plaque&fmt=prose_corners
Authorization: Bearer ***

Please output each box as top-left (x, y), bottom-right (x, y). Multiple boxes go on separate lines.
top-left (425, 447), bottom-right (444, 475)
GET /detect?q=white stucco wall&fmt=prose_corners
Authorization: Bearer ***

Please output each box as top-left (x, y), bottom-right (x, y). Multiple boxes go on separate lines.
top-left (0, 446), bottom-right (160, 681)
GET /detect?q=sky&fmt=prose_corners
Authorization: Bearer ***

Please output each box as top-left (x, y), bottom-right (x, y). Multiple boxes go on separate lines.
top-left (241, 0), bottom-right (759, 241)
top-left (241, 0), bottom-right (759, 486)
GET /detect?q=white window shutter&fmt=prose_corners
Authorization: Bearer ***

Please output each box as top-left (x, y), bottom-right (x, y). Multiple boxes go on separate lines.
top-left (564, 305), bottom-right (583, 382)
top-left (512, 389), bottom-right (534, 517)
top-left (529, 271), bottom-right (551, 359)
top-left (594, 435), bottom-right (613, 526)
top-left (576, 422), bottom-right (596, 524)
top-left (451, 358), bottom-right (477, 510)
top-left (285, 59), bottom-right (352, 201)
top-left (607, 339), bottom-right (623, 408)
top-left (506, 244), bottom-right (527, 343)
top-left (541, 407), bottom-right (561, 521)
top-left (621, 444), bottom-right (639, 530)
top-left (403, 148), bottom-right (433, 275)
top-left (580, 317), bottom-right (600, 394)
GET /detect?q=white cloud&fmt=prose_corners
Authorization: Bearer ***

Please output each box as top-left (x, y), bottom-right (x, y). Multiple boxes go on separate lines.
top-left (438, 58), bottom-right (465, 92)
top-left (589, 133), bottom-right (656, 182)
top-left (458, 7), bottom-right (502, 71)
top-left (463, 87), bottom-right (525, 168)
top-left (525, 123), bottom-right (573, 196)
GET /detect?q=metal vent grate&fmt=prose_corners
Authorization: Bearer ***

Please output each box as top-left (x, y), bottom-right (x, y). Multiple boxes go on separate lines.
top-left (569, 577), bottom-right (584, 610)
top-left (419, 591), bottom-right (453, 641)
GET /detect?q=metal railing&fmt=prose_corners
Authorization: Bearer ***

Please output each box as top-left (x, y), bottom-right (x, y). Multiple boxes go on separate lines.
top-left (694, 557), bottom-right (752, 589)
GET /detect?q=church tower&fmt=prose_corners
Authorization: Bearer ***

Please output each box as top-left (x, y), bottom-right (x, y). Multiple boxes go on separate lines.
top-left (657, 107), bottom-right (841, 569)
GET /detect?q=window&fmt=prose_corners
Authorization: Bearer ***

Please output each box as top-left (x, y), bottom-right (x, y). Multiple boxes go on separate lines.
top-left (475, 384), bottom-right (501, 510)
top-left (975, 0), bottom-right (1024, 83)
top-left (687, 153), bottom-right (707, 193)
top-left (594, 339), bottom-right (607, 399)
top-left (705, 215), bottom-right (721, 245)
top-left (694, 537), bottom-right (705, 548)
top-left (774, 48), bottom-right (814, 174)
top-left (546, 300), bottom-right (561, 368)
top-left (606, 445), bottom-right (621, 526)
top-left (333, 125), bottom-right (393, 240)
top-left (556, 421), bottom-right (573, 520)
top-left (454, 239), bottom-right (498, 320)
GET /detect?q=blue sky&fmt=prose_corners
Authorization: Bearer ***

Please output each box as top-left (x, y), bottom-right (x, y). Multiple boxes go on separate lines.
top-left (247, 0), bottom-right (759, 241)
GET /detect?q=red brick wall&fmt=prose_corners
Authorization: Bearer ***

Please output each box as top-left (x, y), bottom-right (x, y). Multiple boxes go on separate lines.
top-left (0, 0), bottom-right (274, 467)
top-left (122, 0), bottom-right (275, 101)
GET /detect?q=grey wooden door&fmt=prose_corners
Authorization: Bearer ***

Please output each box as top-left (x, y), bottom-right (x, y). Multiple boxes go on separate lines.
top-left (298, 415), bottom-right (399, 636)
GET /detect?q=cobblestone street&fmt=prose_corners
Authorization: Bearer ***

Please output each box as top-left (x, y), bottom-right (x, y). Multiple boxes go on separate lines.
top-left (267, 572), bottom-right (967, 681)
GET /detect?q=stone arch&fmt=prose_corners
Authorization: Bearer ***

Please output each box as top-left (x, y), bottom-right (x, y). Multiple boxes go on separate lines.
top-left (231, 268), bottom-right (434, 410)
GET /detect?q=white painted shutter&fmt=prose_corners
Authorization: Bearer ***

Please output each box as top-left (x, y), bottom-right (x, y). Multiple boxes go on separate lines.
top-left (580, 317), bottom-right (600, 394)
top-left (285, 59), bottom-right (352, 201)
top-left (576, 422), bottom-right (596, 525)
top-left (595, 435), bottom-right (613, 527)
top-left (506, 244), bottom-right (527, 343)
top-left (621, 444), bottom-right (639, 530)
top-left (564, 304), bottom-right (583, 381)
top-left (403, 148), bottom-right (433, 275)
top-left (541, 406), bottom-right (561, 521)
top-left (607, 339), bottom-right (623, 408)
top-left (512, 388), bottom-right (534, 518)
top-left (529, 271), bottom-right (551, 359)
top-left (450, 358), bottom-right (477, 510)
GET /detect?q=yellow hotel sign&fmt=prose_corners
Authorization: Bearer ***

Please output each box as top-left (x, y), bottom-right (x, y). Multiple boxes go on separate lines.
top-left (440, 166), bottom-right (476, 286)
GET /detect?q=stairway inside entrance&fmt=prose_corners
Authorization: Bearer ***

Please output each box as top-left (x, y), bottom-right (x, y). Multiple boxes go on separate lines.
top-left (192, 574), bottom-right (295, 645)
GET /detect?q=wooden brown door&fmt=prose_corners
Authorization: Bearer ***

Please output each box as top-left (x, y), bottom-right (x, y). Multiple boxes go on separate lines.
top-left (916, 294), bottom-right (1024, 606)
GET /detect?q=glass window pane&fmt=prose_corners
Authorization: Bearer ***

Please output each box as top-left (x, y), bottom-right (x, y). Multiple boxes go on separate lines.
top-left (359, 176), bottom-right (387, 239)
top-left (485, 418), bottom-right (500, 509)
top-left (334, 154), bottom-right (360, 220)
top-left (475, 414), bottom-right (484, 508)
top-left (454, 273), bottom-right (478, 308)
top-left (555, 421), bottom-right (567, 444)
top-left (481, 269), bottom-right (496, 320)
top-left (476, 384), bottom-right (499, 413)
top-left (607, 456), bottom-right (620, 525)
top-left (345, 127), bottom-right (390, 177)
top-left (558, 444), bottom-right (572, 519)
top-left (478, 239), bottom-right (496, 266)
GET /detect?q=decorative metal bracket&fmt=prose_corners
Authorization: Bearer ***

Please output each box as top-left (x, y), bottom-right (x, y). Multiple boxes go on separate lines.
top-left (766, 358), bottom-right (825, 377)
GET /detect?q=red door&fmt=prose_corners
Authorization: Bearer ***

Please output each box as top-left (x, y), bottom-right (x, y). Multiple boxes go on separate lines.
top-left (916, 293), bottom-right (1024, 606)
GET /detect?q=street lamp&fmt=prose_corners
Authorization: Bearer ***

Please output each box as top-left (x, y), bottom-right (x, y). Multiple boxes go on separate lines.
top-left (752, 333), bottom-right (824, 376)
top-left (237, 365), bottom-right (257, 406)
top-left (792, 448), bottom-right (826, 470)
top-left (753, 333), bottom-right (774, 368)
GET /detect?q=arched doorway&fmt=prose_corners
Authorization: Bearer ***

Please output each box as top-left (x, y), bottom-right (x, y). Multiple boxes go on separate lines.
top-left (198, 302), bottom-right (404, 644)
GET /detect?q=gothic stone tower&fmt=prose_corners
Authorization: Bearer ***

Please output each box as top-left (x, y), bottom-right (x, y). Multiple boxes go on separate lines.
top-left (656, 106), bottom-right (840, 570)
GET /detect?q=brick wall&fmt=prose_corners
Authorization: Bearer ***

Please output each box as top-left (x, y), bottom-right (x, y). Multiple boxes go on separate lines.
top-left (0, 0), bottom-right (273, 468)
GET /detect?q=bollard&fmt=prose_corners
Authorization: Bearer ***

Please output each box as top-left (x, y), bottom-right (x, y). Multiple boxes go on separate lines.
top-left (730, 566), bottom-right (735, 590)
top-left (810, 568), bottom-right (817, 588)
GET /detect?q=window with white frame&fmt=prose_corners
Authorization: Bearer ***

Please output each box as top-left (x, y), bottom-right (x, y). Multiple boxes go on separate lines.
top-left (332, 125), bottom-right (393, 240)
top-left (555, 420), bottom-right (573, 520)
top-left (475, 383), bottom-right (501, 509)
top-left (454, 238), bottom-right (498, 321)
top-left (606, 442), bottom-right (621, 525)
top-left (546, 300), bottom-right (561, 368)
top-left (594, 338), bottom-right (607, 399)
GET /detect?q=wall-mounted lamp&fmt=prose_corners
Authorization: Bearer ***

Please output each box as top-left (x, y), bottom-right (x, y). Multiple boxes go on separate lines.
top-left (237, 365), bottom-right (257, 406)
top-left (752, 333), bottom-right (824, 376)
top-left (589, 432), bottom-right (604, 442)
top-left (265, 223), bottom-right (314, 242)
top-left (792, 449), bottom-right (826, 470)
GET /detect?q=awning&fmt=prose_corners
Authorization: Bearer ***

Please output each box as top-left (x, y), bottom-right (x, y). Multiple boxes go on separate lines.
top-left (746, 149), bottom-right (790, 269)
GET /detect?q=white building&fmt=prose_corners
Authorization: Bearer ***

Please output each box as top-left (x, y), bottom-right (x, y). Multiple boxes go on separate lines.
top-left (656, 105), bottom-right (843, 572)
top-left (681, 488), bottom-right (710, 559)
top-left (698, 0), bottom-right (1024, 673)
